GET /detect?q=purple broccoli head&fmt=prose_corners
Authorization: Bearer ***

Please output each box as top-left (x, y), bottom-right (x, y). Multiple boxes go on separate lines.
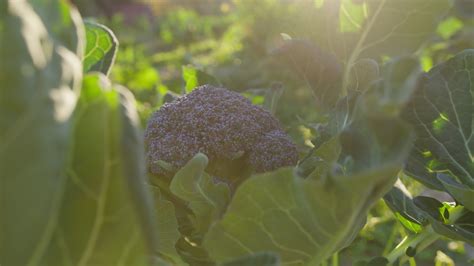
top-left (144, 85), bottom-right (298, 178)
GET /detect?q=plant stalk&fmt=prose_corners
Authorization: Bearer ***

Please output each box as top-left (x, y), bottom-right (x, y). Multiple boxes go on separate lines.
top-left (332, 252), bottom-right (339, 266)
top-left (385, 225), bottom-right (439, 264)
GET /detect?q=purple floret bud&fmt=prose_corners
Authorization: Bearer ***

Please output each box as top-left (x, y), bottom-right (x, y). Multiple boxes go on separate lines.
top-left (144, 85), bottom-right (298, 178)
top-left (248, 130), bottom-right (300, 173)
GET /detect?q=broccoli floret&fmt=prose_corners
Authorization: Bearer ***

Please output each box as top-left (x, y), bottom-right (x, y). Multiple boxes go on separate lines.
top-left (145, 85), bottom-right (298, 178)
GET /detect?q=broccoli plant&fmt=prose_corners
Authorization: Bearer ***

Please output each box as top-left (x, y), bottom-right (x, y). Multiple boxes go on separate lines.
top-left (1, 0), bottom-right (473, 266)
top-left (145, 85), bottom-right (298, 179)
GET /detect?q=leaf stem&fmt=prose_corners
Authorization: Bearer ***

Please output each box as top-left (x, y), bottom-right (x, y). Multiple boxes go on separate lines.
top-left (332, 252), bottom-right (339, 266)
top-left (382, 222), bottom-right (400, 256)
top-left (385, 225), bottom-right (439, 264)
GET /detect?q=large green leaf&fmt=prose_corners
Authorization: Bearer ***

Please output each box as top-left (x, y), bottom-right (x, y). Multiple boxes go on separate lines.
top-left (0, 1), bottom-right (82, 265)
top-left (404, 49), bottom-right (474, 211)
top-left (118, 84), bottom-right (161, 258)
top-left (83, 20), bottom-right (118, 75)
top-left (203, 164), bottom-right (402, 265)
top-left (30, 0), bottom-right (84, 55)
top-left (356, 0), bottom-right (450, 57)
top-left (38, 74), bottom-right (166, 266)
top-left (340, 0), bottom-right (449, 94)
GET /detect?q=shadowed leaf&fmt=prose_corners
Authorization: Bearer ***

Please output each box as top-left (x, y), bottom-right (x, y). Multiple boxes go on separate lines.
top-left (0, 1), bottom-right (82, 264)
top-left (404, 49), bottom-right (474, 211)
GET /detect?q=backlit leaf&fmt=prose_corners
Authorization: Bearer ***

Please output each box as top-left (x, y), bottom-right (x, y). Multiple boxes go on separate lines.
top-left (83, 20), bottom-right (118, 75)
top-left (361, 0), bottom-right (449, 57)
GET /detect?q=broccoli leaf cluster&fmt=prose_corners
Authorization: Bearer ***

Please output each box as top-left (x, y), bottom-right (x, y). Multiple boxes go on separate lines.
top-left (145, 85), bottom-right (298, 178)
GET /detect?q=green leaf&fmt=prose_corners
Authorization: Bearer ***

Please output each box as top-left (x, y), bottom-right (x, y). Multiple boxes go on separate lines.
top-left (360, 0), bottom-right (450, 57)
top-left (152, 187), bottom-right (187, 265)
top-left (117, 85), bottom-right (166, 265)
top-left (30, 0), bottom-right (84, 55)
top-left (404, 49), bottom-right (474, 210)
top-left (413, 196), bottom-right (474, 245)
top-left (127, 65), bottom-right (161, 90)
top-left (203, 164), bottom-right (402, 265)
top-left (165, 153), bottom-right (233, 265)
top-left (296, 137), bottom-right (341, 180)
top-left (312, 134), bottom-right (342, 163)
top-left (437, 174), bottom-right (474, 212)
top-left (362, 57), bottom-right (421, 116)
top-left (0, 1), bottom-right (82, 265)
top-left (384, 181), bottom-right (424, 233)
top-left (40, 74), bottom-right (163, 265)
top-left (272, 40), bottom-right (343, 110)
top-left (339, 0), bottom-right (366, 33)
top-left (221, 252), bottom-right (280, 266)
top-left (339, 112), bottom-right (413, 173)
top-left (83, 20), bottom-right (118, 75)
top-left (437, 17), bottom-right (463, 40)
top-left (404, 148), bottom-right (444, 190)
top-left (182, 65), bottom-right (199, 94)
top-left (170, 153), bottom-right (231, 241)
top-left (181, 65), bottom-right (221, 94)
top-left (413, 196), bottom-right (445, 221)
top-left (348, 58), bottom-right (379, 92)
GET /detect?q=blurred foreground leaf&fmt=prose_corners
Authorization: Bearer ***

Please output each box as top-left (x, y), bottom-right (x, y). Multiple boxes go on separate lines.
top-left (40, 74), bottom-right (163, 265)
top-left (0, 1), bottom-right (82, 264)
